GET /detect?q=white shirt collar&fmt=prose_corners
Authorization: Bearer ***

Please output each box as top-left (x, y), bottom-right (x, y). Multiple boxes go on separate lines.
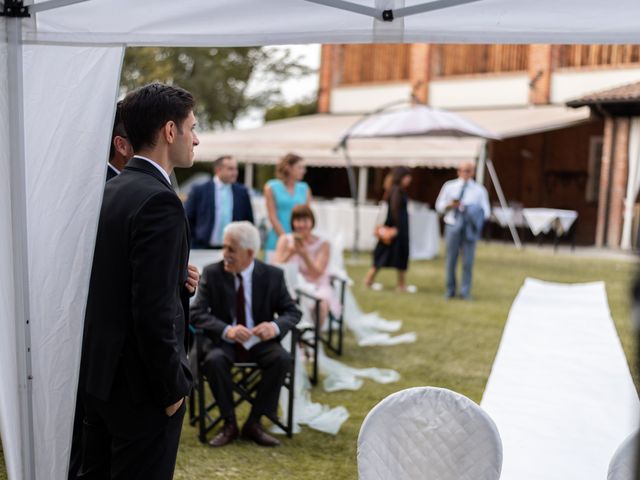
top-left (107, 163), bottom-right (120, 175)
top-left (134, 155), bottom-right (172, 185)
top-left (238, 260), bottom-right (255, 283)
top-left (213, 175), bottom-right (230, 188)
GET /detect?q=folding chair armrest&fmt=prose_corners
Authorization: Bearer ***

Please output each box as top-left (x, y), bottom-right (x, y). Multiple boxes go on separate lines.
top-left (330, 269), bottom-right (352, 286)
top-left (295, 286), bottom-right (322, 303)
top-left (190, 326), bottom-right (205, 368)
top-left (288, 326), bottom-right (299, 352)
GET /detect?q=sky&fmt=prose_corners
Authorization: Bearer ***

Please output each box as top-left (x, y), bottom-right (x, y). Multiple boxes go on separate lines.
top-left (236, 44), bottom-right (321, 129)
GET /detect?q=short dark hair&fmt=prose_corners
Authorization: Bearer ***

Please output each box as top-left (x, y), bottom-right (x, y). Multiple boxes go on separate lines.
top-left (213, 155), bottom-right (232, 172)
top-left (120, 83), bottom-right (195, 152)
top-left (109, 101), bottom-right (127, 161)
top-left (290, 204), bottom-right (315, 230)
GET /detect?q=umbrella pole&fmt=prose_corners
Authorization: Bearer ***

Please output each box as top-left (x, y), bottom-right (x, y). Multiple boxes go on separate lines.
top-left (342, 145), bottom-right (359, 258)
top-left (485, 156), bottom-right (522, 249)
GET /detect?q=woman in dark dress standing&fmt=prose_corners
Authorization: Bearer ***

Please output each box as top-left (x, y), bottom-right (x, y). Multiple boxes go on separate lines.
top-left (365, 166), bottom-right (412, 291)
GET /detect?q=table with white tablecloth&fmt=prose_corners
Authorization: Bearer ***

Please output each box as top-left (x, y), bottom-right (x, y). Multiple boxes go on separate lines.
top-left (407, 202), bottom-right (440, 260)
top-left (491, 206), bottom-right (527, 229)
top-left (491, 206), bottom-right (578, 249)
top-left (522, 208), bottom-right (578, 236)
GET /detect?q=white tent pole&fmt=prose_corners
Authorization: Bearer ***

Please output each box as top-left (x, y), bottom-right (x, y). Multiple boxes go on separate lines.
top-left (29, 0), bottom-right (90, 14)
top-left (485, 156), bottom-right (522, 249)
top-left (357, 166), bottom-right (368, 205)
top-left (244, 162), bottom-right (254, 190)
top-left (476, 141), bottom-right (486, 186)
top-left (341, 144), bottom-right (359, 257)
top-left (7, 13), bottom-right (36, 480)
top-left (621, 117), bottom-right (640, 250)
top-left (303, 0), bottom-right (483, 20)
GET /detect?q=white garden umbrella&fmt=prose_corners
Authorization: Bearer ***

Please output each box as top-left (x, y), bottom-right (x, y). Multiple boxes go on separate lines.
top-left (335, 102), bottom-right (521, 253)
top-left (341, 104), bottom-right (501, 141)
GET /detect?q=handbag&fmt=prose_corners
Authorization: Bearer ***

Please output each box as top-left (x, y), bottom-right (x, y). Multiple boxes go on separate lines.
top-left (374, 200), bottom-right (398, 245)
top-left (375, 225), bottom-right (398, 245)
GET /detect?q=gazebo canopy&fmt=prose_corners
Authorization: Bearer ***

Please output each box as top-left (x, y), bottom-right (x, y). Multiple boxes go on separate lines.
top-left (195, 105), bottom-right (591, 168)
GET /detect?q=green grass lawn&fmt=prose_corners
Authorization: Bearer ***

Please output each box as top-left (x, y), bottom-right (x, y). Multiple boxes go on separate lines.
top-left (1, 242), bottom-right (637, 480)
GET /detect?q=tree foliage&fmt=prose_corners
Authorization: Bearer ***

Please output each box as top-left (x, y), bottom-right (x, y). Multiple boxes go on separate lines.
top-left (121, 47), bottom-right (314, 129)
top-left (264, 99), bottom-right (318, 122)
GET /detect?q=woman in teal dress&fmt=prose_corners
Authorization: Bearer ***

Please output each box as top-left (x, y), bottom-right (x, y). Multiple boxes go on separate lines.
top-left (264, 153), bottom-right (312, 254)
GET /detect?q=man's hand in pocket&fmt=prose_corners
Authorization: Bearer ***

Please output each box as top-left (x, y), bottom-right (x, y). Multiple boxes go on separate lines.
top-left (165, 397), bottom-right (184, 417)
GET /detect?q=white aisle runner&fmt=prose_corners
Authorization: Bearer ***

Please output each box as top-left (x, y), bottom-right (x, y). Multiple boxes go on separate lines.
top-left (481, 278), bottom-right (639, 480)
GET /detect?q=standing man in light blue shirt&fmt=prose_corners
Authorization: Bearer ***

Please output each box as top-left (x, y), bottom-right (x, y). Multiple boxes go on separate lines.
top-left (185, 155), bottom-right (254, 248)
top-left (435, 161), bottom-right (490, 300)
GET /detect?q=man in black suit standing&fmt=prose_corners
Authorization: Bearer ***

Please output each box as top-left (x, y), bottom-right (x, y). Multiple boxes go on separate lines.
top-left (190, 221), bottom-right (301, 447)
top-left (185, 155), bottom-right (254, 248)
top-left (79, 83), bottom-right (200, 479)
top-left (105, 101), bottom-right (133, 182)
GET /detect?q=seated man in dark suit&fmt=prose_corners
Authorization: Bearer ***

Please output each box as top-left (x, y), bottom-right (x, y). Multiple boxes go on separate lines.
top-left (190, 221), bottom-right (301, 447)
top-left (185, 155), bottom-right (254, 248)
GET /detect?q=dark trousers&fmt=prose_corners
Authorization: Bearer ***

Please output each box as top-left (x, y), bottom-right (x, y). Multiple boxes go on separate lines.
top-left (200, 339), bottom-right (290, 422)
top-left (78, 375), bottom-right (185, 480)
top-left (67, 392), bottom-right (84, 479)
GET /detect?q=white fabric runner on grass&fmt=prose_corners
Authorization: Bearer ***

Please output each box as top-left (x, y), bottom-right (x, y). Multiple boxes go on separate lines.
top-left (481, 278), bottom-right (639, 480)
top-left (273, 266), bottom-right (405, 436)
top-left (344, 288), bottom-right (417, 346)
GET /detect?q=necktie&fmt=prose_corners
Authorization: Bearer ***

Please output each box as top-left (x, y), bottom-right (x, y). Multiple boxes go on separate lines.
top-left (455, 181), bottom-right (468, 218)
top-left (235, 273), bottom-right (250, 362)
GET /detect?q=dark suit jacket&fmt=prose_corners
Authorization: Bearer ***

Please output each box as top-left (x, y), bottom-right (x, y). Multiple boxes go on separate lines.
top-left (190, 260), bottom-right (301, 343)
top-left (81, 157), bottom-right (193, 408)
top-left (185, 180), bottom-right (254, 248)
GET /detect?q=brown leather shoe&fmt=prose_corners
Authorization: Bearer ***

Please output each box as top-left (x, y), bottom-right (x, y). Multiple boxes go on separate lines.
top-left (241, 421), bottom-right (281, 447)
top-left (208, 421), bottom-right (239, 447)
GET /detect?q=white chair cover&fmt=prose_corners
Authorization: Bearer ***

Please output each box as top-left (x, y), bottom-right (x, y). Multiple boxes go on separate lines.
top-left (358, 387), bottom-right (502, 480)
top-left (608, 430), bottom-right (639, 480)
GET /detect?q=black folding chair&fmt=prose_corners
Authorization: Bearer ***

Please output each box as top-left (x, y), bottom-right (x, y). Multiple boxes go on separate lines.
top-left (188, 327), bottom-right (297, 443)
top-left (295, 271), bottom-right (347, 385)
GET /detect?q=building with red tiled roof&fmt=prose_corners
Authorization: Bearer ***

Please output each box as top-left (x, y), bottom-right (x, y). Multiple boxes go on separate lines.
top-left (567, 81), bottom-right (640, 248)
top-left (314, 44), bottom-right (640, 248)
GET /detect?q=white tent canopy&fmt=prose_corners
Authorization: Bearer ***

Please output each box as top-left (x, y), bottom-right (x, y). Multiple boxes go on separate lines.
top-left (28, 0), bottom-right (640, 45)
top-left (2, 1), bottom-right (639, 479)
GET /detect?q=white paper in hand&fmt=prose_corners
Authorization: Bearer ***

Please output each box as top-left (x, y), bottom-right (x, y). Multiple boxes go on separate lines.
top-left (242, 335), bottom-right (261, 350)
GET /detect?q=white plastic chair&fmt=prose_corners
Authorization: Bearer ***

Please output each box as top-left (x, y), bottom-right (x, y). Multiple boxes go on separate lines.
top-left (357, 387), bottom-right (502, 480)
top-left (608, 430), bottom-right (639, 480)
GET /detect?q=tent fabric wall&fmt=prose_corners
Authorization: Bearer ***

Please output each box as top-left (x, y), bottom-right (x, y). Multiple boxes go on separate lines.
top-left (20, 44), bottom-right (124, 480)
top-left (1, 1), bottom-right (640, 479)
top-left (0, 18), bottom-right (22, 480)
top-left (27, 0), bottom-right (640, 46)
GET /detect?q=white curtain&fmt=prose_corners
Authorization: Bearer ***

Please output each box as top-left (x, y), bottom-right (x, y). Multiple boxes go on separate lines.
top-left (20, 44), bottom-right (123, 480)
top-left (0, 18), bottom-right (22, 480)
top-left (621, 117), bottom-right (640, 249)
